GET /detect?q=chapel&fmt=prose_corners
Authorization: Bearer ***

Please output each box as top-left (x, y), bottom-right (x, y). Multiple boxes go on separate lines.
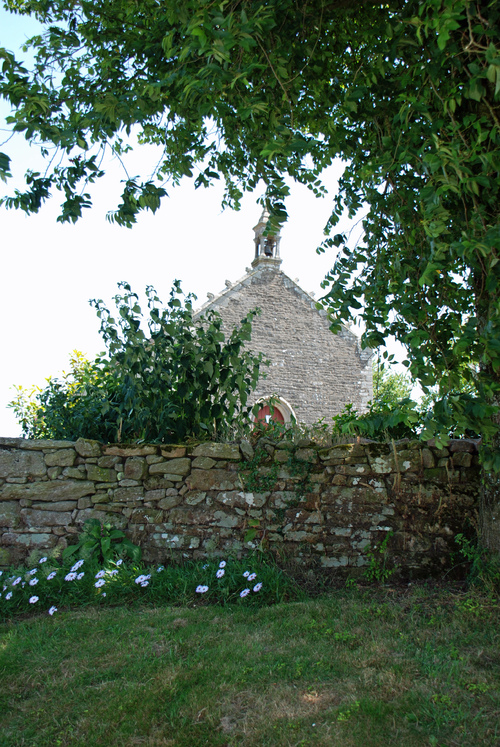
top-left (194, 211), bottom-right (373, 425)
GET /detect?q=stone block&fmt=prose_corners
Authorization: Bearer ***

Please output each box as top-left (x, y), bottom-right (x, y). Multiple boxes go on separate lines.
top-left (192, 456), bottom-right (216, 469)
top-left (186, 469), bottom-right (239, 491)
top-left (451, 452), bottom-right (472, 468)
top-left (185, 491), bottom-right (207, 506)
top-left (130, 508), bottom-right (163, 524)
top-left (421, 448), bottom-right (435, 469)
top-left (113, 486), bottom-right (144, 503)
top-left (78, 497), bottom-right (93, 510)
top-left (146, 455), bottom-right (163, 464)
top-left (75, 508), bottom-right (127, 528)
top-left (62, 466), bottom-right (87, 479)
top-left (367, 453), bottom-right (394, 474)
top-left (169, 507), bottom-right (214, 525)
top-left (215, 490), bottom-right (267, 509)
top-left (283, 530), bottom-right (317, 542)
top-left (1, 480), bottom-right (95, 502)
top-left (0, 501), bottom-right (21, 526)
top-left (47, 467), bottom-right (62, 480)
top-left (0, 449), bottom-right (46, 478)
top-left (149, 458), bottom-right (191, 476)
top-left (240, 440), bottom-right (254, 461)
top-left (124, 457), bottom-right (148, 480)
top-left (75, 438), bottom-right (102, 457)
top-left (104, 444), bottom-right (158, 456)
top-left (449, 439), bottom-right (477, 453)
top-left (144, 489), bottom-right (166, 502)
top-left (144, 477), bottom-right (175, 491)
top-left (91, 493), bottom-right (111, 504)
top-left (212, 511), bottom-right (240, 528)
top-left (86, 465), bottom-right (117, 482)
top-left (321, 555), bottom-right (349, 567)
top-left (158, 494), bottom-right (183, 510)
top-left (294, 449), bottom-right (318, 464)
top-left (191, 443), bottom-right (241, 461)
top-left (2, 532), bottom-right (55, 547)
top-left (21, 509), bottom-right (73, 527)
top-left (31, 501), bottom-right (77, 511)
top-left (19, 439), bottom-right (75, 450)
top-left (98, 456), bottom-right (122, 468)
top-left (160, 446), bottom-right (187, 458)
top-left (44, 449), bottom-right (76, 468)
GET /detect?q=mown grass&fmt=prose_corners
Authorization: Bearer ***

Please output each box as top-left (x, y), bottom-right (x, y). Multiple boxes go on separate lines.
top-left (2, 583), bottom-right (499, 747)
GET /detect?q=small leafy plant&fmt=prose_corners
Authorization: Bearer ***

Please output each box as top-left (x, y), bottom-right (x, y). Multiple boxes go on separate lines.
top-left (364, 532), bottom-right (395, 583)
top-left (62, 519), bottom-right (142, 564)
top-left (455, 533), bottom-right (500, 593)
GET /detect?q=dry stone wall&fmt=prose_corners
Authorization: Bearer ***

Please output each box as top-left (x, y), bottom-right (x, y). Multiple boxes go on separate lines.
top-left (0, 436), bottom-right (480, 576)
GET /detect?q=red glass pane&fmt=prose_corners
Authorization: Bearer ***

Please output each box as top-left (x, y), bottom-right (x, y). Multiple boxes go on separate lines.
top-left (255, 404), bottom-right (285, 424)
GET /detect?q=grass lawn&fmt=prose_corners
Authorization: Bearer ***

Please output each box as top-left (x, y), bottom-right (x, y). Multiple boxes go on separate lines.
top-left (1, 584), bottom-right (499, 746)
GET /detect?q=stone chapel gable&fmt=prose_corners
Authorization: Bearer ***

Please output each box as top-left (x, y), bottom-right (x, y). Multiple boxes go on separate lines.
top-left (194, 211), bottom-right (373, 425)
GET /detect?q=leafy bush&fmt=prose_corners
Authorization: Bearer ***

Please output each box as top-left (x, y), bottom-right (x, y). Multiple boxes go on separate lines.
top-left (9, 282), bottom-right (267, 443)
top-left (62, 519), bottom-right (142, 564)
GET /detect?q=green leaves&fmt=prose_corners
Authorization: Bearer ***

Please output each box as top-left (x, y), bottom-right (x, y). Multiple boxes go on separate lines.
top-left (10, 283), bottom-right (266, 443)
top-left (62, 519), bottom-right (142, 564)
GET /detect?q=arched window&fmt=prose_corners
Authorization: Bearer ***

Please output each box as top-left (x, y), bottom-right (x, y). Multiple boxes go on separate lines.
top-left (254, 397), bottom-right (296, 425)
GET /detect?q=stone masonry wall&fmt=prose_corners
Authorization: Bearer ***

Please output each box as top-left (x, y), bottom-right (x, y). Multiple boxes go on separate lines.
top-left (0, 436), bottom-right (479, 577)
top-left (194, 264), bottom-right (373, 423)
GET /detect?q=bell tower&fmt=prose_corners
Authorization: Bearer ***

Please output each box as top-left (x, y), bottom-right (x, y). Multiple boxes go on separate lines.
top-left (252, 209), bottom-right (282, 269)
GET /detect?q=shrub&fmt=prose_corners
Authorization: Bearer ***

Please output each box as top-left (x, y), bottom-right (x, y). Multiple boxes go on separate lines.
top-left (9, 282), bottom-right (267, 443)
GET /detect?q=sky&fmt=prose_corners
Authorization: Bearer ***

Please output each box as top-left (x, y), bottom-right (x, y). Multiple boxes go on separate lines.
top-left (0, 6), bottom-right (386, 438)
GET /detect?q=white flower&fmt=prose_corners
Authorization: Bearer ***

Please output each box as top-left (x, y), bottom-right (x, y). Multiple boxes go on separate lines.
top-left (48, 606), bottom-right (57, 616)
top-left (202, 564), bottom-right (209, 570)
top-left (247, 573), bottom-right (257, 581)
top-left (102, 593), bottom-right (106, 597)
top-left (157, 565), bottom-right (165, 572)
top-left (29, 578), bottom-right (39, 587)
top-left (2, 585), bottom-right (5, 591)
top-left (116, 559), bottom-right (123, 566)
top-left (29, 596), bottom-right (39, 604)
top-left (219, 561), bottom-right (226, 568)
top-left (140, 581), bottom-right (149, 587)
top-left (39, 557), bottom-right (48, 564)
top-left (5, 592), bottom-right (12, 600)
top-left (253, 583), bottom-right (263, 592)
top-left (94, 579), bottom-right (105, 588)
top-left (0, 571), bottom-right (2, 576)
top-left (12, 577), bottom-right (22, 586)
top-left (22, 582), bottom-right (25, 587)
top-left (47, 571), bottom-right (56, 580)
top-left (95, 570), bottom-right (106, 579)
top-left (109, 570), bottom-right (118, 576)
top-left (135, 575), bottom-right (146, 584)
top-left (28, 568), bottom-right (37, 575)
top-left (196, 585), bottom-right (209, 593)
top-left (216, 569), bottom-right (225, 579)
top-left (77, 572), bottom-right (84, 580)
top-left (65, 572), bottom-right (77, 582)
top-left (240, 589), bottom-right (250, 598)
top-left (243, 571), bottom-right (250, 578)
top-left (70, 559), bottom-right (84, 572)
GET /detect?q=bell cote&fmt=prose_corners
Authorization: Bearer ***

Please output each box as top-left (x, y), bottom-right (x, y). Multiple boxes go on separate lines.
top-left (252, 209), bottom-right (282, 270)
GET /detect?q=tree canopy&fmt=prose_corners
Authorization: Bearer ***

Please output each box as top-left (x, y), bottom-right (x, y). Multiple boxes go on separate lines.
top-left (1, 1), bottom-right (500, 513)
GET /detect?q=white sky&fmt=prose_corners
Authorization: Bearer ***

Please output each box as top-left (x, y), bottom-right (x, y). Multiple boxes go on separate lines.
top-left (0, 6), bottom-right (399, 437)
